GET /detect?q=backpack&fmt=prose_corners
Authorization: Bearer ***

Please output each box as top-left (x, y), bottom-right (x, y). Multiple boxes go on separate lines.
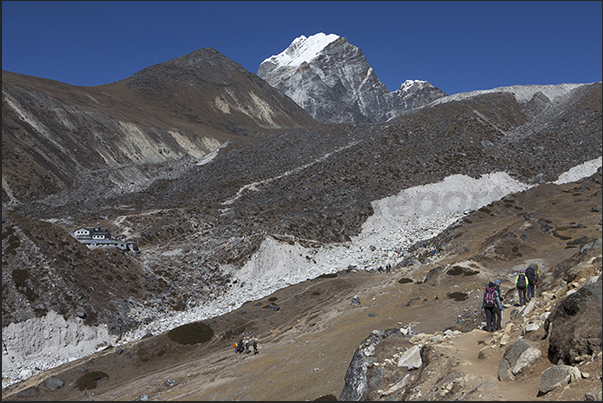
top-left (484, 287), bottom-right (498, 307)
top-left (525, 266), bottom-right (536, 285)
top-left (517, 273), bottom-right (526, 289)
top-left (235, 340), bottom-right (244, 353)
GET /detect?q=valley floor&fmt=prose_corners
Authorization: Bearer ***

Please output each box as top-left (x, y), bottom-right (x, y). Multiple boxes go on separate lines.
top-left (2, 162), bottom-right (602, 401)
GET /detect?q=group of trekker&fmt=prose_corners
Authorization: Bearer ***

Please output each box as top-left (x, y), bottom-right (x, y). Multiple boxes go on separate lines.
top-left (515, 263), bottom-right (539, 306)
top-left (481, 263), bottom-right (540, 332)
top-left (233, 333), bottom-right (259, 355)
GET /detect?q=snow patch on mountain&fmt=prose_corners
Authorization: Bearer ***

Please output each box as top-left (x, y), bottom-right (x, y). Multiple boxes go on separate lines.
top-left (261, 33), bottom-right (340, 68)
top-left (554, 157), bottom-right (602, 185)
top-left (258, 33), bottom-right (447, 124)
top-left (233, 171), bottom-right (532, 289)
top-left (2, 312), bottom-right (114, 389)
top-left (399, 79), bottom-right (428, 92)
top-left (431, 83), bottom-right (588, 105)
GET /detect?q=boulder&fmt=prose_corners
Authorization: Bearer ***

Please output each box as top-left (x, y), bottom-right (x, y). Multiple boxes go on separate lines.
top-left (498, 338), bottom-right (542, 381)
top-left (521, 318), bottom-right (544, 335)
top-left (339, 345), bottom-right (373, 401)
top-left (584, 389), bottom-right (603, 401)
top-left (546, 276), bottom-right (602, 364)
top-left (397, 345), bottom-right (423, 369)
top-left (339, 327), bottom-right (414, 401)
top-left (43, 376), bottom-right (64, 390)
top-left (538, 364), bottom-right (581, 395)
top-left (17, 387), bottom-right (37, 397)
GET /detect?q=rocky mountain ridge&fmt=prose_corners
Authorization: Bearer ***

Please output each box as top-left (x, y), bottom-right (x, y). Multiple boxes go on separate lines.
top-left (258, 33), bottom-right (448, 123)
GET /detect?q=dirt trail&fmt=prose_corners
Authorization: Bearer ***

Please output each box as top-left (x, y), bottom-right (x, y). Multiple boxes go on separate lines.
top-left (452, 329), bottom-right (533, 401)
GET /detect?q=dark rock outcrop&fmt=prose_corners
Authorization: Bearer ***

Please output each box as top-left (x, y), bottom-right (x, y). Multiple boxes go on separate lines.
top-left (546, 275), bottom-right (602, 365)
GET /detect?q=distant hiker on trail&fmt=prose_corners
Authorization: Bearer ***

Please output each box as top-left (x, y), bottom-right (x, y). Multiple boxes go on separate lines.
top-left (493, 279), bottom-right (503, 303)
top-left (525, 263), bottom-right (538, 301)
top-left (515, 270), bottom-right (528, 306)
top-left (234, 339), bottom-right (245, 353)
top-left (481, 281), bottom-right (502, 332)
top-left (234, 335), bottom-right (259, 355)
top-left (493, 279), bottom-right (504, 330)
top-left (246, 338), bottom-right (259, 354)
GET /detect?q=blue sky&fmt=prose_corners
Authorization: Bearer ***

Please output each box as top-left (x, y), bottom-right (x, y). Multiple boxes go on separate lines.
top-left (2, 1), bottom-right (602, 95)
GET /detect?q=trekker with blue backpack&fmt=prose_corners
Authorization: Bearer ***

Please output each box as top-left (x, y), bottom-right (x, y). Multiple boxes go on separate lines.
top-left (481, 282), bottom-right (503, 332)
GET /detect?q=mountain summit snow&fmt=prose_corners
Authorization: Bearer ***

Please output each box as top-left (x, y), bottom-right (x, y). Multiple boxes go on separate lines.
top-left (260, 33), bottom-right (340, 68)
top-left (258, 32), bottom-right (448, 123)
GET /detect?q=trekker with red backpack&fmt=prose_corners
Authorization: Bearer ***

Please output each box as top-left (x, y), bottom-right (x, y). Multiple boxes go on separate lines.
top-left (481, 282), bottom-right (503, 332)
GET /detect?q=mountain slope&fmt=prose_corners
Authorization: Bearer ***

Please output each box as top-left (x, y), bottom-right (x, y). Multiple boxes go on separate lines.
top-left (257, 33), bottom-right (448, 123)
top-left (2, 48), bottom-right (315, 205)
top-left (1, 80), bottom-right (600, 390)
top-left (2, 38), bottom-right (601, 397)
top-left (110, 47), bottom-right (316, 132)
top-left (2, 168), bottom-right (601, 401)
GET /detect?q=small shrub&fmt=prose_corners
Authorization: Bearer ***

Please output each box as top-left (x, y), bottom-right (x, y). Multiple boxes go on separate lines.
top-left (447, 266), bottom-right (478, 276)
top-left (167, 322), bottom-right (214, 345)
top-left (12, 268), bottom-right (29, 288)
top-left (75, 371), bottom-right (108, 390)
top-left (447, 292), bottom-right (468, 301)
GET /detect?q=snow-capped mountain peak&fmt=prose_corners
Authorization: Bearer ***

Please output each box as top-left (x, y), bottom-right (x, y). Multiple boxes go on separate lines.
top-left (262, 33), bottom-right (340, 68)
top-left (399, 79), bottom-right (429, 92)
top-left (258, 33), bottom-right (447, 124)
